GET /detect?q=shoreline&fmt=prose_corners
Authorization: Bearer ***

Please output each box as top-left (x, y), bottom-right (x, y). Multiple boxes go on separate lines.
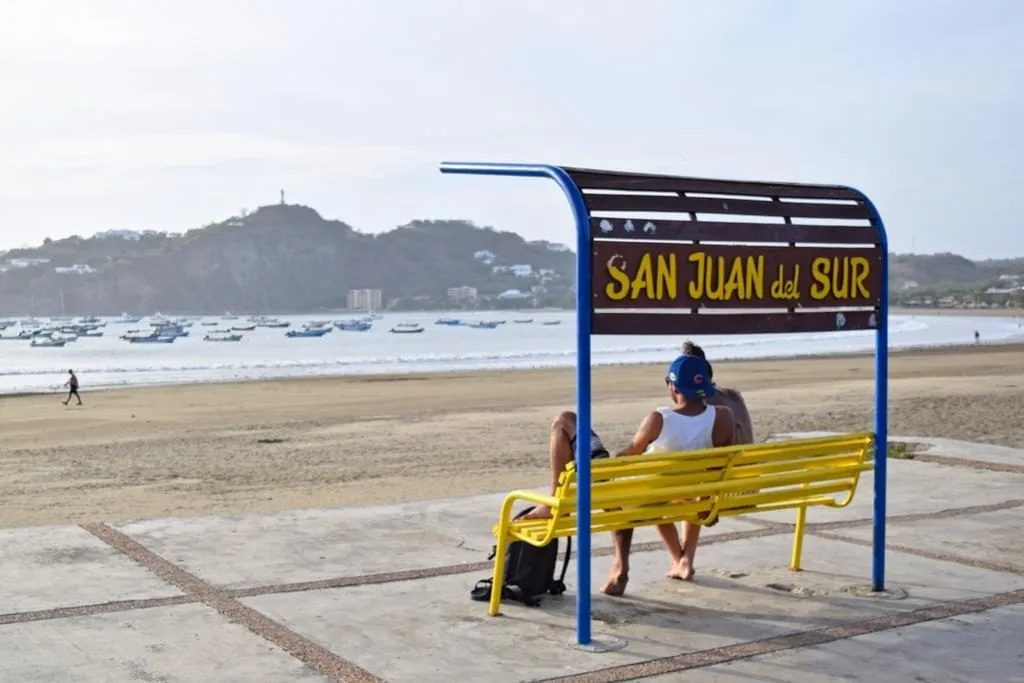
top-left (3, 308), bottom-right (1021, 398)
top-left (7, 338), bottom-right (1024, 402)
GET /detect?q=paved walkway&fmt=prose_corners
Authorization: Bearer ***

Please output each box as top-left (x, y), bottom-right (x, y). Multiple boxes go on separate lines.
top-left (1, 434), bottom-right (1022, 682)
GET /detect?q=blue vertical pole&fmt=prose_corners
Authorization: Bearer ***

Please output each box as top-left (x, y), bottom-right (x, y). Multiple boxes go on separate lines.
top-left (567, 187), bottom-right (593, 646)
top-left (862, 195), bottom-right (889, 592)
top-left (872, 254), bottom-right (889, 591)
top-left (437, 162), bottom-right (594, 643)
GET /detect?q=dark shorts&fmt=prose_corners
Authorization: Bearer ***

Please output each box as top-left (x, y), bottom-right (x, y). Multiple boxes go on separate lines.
top-left (569, 429), bottom-right (609, 461)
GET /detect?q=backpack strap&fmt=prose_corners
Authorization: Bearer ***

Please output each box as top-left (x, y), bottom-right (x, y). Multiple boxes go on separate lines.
top-left (549, 536), bottom-right (572, 595)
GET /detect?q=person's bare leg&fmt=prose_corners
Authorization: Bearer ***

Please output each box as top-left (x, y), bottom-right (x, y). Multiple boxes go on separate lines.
top-left (656, 522), bottom-right (685, 576)
top-left (523, 411), bottom-right (576, 519)
top-left (668, 521), bottom-right (702, 581)
top-left (602, 528), bottom-right (633, 596)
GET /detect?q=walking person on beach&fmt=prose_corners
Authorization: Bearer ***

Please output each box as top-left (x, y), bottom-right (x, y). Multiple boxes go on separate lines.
top-left (63, 369), bottom-right (82, 406)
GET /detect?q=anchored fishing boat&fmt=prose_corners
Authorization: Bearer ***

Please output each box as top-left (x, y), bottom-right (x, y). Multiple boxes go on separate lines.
top-left (389, 322), bottom-right (424, 334)
top-left (285, 328), bottom-right (329, 338)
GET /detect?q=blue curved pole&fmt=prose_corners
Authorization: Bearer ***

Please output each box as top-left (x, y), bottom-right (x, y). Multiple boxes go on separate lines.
top-left (439, 162), bottom-right (594, 644)
top-left (849, 187), bottom-right (889, 591)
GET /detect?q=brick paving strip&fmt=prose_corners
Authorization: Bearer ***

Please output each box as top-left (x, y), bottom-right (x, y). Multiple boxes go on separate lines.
top-left (532, 588), bottom-right (1024, 683)
top-left (0, 495), bottom-right (1020, 682)
top-left (80, 522), bottom-right (385, 683)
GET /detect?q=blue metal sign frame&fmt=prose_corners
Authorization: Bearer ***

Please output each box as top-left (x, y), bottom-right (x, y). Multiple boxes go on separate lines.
top-left (439, 160), bottom-right (889, 647)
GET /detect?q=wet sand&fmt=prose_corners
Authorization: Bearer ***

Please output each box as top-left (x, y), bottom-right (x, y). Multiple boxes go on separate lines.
top-left (2, 343), bottom-right (1023, 528)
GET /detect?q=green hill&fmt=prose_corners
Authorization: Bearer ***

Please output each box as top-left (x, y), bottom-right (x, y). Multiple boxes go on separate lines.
top-left (2, 206), bottom-right (1021, 315)
top-left (890, 253), bottom-right (1024, 291)
top-left (0, 205), bottom-right (575, 316)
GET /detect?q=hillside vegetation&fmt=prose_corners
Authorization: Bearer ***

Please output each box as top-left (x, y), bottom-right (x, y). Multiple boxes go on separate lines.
top-left (891, 253), bottom-right (1024, 290)
top-left (1, 205), bottom-right (1020, 316)
top-left (0, 205), bottom-right (575, 316)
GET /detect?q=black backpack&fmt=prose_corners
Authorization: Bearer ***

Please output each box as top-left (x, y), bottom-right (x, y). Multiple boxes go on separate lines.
top-left (470, 506), bottom-right (572, 608)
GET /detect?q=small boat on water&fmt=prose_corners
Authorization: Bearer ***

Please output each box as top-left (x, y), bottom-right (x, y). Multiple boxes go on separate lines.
top-left (435, 318), bottom-right (461, 326)
top-left (285, 328), bottom-right (329, 338)
top-left (201, 321), bottom-right (219, 326)
top-left (128, 336), bottom-right (176, 344)
top-left (390, 323), bottom-right (424, 334)
top-left (204, 331), bottom-right (243, 342)
top-left (334, 319), bottom-right (372, 331)
top-left (541, 320), bottom-right (562, 326)
top-left (31, 338), bottom-right (67, 348)
top-left (467, 321), bottom-right (499, 329)
top-left (513, 319), bottom-right (534, 324)
top-left (232, 325), bottom-right (257, 331)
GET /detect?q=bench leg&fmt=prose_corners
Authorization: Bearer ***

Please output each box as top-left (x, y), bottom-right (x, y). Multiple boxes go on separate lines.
top-left (790, 506), bottom-right (808, 571)
top-left (489, 532), bottom-right (509, 617)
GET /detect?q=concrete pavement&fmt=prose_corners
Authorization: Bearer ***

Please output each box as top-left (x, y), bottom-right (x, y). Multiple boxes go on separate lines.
top-left (1, 433), bottom-right (1022, 682)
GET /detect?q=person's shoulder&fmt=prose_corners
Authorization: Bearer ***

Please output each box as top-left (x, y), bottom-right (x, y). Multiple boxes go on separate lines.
top-left (711, 402), bottom-right (736, 425)
top-left (717, 386), bottom-right (745, 402)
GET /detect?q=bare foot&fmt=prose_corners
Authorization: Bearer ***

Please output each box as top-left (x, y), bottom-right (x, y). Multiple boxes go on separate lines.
top-left (601, 571), bottom-right (629, 596)
top-left (667, 558), bottom-right (695, 581)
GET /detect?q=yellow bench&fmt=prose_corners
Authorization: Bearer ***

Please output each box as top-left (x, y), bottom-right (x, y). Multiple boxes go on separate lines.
top-left (485, 432), bottom-right (876, 616)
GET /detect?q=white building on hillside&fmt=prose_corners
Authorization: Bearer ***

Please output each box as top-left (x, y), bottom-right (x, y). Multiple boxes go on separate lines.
top-left (97, 229), bottom-right (141, 241)
top-left (473, 250), bottom-right (496, 264)
top-left (447, 286), bottom-right (478, 303)
top-left (497, 288), bottom-right (531, 300)
top-left (6, 257), bottom-right (50, 268)
top-left (347, 288), bottom-right (383, 311)
top-left (55, 264), bottom-right (96, 274)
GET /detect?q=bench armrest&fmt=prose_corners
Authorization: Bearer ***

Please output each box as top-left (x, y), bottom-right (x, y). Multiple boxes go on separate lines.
top-left (495, 490), bottom-right (560, 547)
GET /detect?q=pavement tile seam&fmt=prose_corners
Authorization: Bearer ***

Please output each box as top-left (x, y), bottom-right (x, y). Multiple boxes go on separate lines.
top-left (224, 527), bottom-right (785, 599)
top-left (0, 595), bottom-right (196, 626)
top-left (4, 497), bottom-right (1018, 626)
top-left (80, 522), bottom-right (383, 683)
top-left (742, 497), bottom-right (1024, 533)
top-left (0, 527), bottom-right (788, 627)
top-left (811, 530), bottom-right (1024, 577)
top-left (530, 588), bottom-right (1024, 683)
top-left (913, 454), bottom-right (1024, 474)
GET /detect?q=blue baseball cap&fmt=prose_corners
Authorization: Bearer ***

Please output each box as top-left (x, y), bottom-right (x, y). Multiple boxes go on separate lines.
top-left (667, 354), bottom-right (716, 399)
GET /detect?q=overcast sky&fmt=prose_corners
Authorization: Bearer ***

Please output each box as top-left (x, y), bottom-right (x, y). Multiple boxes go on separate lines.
top-left (1, 1), bottom-right (1021, 258)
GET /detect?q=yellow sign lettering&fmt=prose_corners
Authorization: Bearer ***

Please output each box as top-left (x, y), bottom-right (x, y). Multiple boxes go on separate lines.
top-left (602, 247), bottom-right (873, 307)
top-left (689, 252), bottom-right (765, 302)
top-left (605, 258), bottom-right (630, 301)
top-left (605, 252), bottom-right (676, 302)
top-left (810, 256), bottom-right (873, 301)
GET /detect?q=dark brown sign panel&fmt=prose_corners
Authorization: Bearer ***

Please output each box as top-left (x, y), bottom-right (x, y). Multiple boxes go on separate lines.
top-left (592, 310), bottom-right (880, 336)
top-left (591, 242), bottom-right (882, 310)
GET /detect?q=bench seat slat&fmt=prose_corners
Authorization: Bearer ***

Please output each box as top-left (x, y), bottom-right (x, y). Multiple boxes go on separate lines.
top-left (485, 432), bottom-right (876, 619)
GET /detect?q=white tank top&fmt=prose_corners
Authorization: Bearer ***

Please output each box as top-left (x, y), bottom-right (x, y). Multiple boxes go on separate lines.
top-left (645, 406), bottom-right (716, 453)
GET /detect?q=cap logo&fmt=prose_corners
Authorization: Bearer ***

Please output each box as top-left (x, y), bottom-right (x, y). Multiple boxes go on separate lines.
top-left (693, 373), bottom-right (703, 385)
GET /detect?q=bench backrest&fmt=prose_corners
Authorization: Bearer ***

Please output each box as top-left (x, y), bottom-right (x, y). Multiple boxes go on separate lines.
top-left (554, 433), bottom-right (875, 533)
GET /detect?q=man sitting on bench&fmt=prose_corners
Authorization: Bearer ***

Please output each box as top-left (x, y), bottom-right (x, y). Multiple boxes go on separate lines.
top-left (525, 354), bottom-right (737, 596)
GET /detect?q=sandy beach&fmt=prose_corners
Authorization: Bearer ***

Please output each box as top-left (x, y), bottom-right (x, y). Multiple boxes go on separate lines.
top-left (2, 342), bottom-right (1023, 528)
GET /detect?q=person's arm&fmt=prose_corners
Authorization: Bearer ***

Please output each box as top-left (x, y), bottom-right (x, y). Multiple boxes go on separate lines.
top-left (616, 410), bottom-right (664, 456)
top-left (711, 405), bottom-right (737, 448)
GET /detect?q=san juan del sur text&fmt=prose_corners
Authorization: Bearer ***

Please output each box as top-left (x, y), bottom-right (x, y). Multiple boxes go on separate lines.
top-left (601, 249), bottom-right (877, 306)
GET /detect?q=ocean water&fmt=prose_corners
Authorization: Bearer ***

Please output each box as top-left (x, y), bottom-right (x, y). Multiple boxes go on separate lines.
top-left (0, 311), bottom-right (1021, 395)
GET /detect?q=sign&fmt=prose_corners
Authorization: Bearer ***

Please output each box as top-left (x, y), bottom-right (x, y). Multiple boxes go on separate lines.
top-left (591, 242), bottom-right (882, 309)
